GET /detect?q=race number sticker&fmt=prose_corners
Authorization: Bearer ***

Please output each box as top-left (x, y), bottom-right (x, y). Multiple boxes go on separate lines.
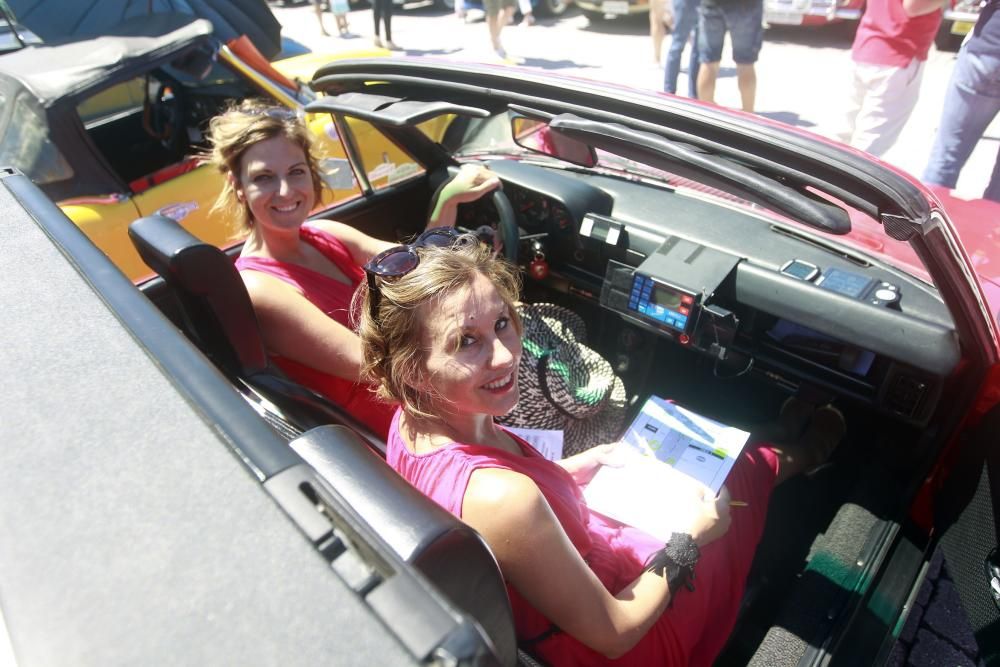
top-left (157, 201), bottom-right (198, 223)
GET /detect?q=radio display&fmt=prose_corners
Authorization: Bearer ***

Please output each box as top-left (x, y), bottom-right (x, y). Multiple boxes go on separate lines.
top-left (628, 275), bottom-right (693, 332)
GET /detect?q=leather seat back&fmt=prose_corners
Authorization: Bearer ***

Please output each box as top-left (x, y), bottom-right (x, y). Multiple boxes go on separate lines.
top-left (292, 425), bottom-right (518, 667)
top-left (127, 215), bottom-right (382, 447)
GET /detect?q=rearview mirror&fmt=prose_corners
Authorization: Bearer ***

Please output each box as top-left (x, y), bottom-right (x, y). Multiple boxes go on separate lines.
top-left (511, 116), bottom-right (597, 168)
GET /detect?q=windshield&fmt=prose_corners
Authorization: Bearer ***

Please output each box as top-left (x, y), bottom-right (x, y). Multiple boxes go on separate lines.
top-left (447, 111), bottom-right (933, 285)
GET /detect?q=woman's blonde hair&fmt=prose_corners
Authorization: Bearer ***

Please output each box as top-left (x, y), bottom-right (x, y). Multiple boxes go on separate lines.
top-left (202, 99), bottom-right (324, 230)
top-left (356, 238), bottom-right (523, 421)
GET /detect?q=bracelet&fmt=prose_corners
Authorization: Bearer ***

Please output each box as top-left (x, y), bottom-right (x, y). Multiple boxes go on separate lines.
top-left (645, 532), bottom-right (700, 597)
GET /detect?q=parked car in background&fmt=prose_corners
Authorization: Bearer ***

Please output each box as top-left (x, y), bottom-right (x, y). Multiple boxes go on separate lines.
top-left (763, 0), bottom-right (864, 27)
top-left (763, 0), bottom-right (984, 50)
top-left (938, 0), bottom-right (984, 50)
top-left (575, 0), bottom-right (648, 21)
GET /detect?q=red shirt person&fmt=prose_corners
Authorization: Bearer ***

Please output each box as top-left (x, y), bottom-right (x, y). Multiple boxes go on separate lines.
top-left (836, 0), bottom-right (947, 157)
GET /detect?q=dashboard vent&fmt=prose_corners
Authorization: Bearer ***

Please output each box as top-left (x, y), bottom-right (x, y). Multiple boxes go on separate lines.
top-left (884, 372), bottom-right (928, 419)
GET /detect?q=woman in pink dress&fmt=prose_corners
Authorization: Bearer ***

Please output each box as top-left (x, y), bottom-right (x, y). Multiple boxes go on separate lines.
top-left (355, 239), bottom-right (844, 665)
top-left (204, 100), bottom-right (499, 437)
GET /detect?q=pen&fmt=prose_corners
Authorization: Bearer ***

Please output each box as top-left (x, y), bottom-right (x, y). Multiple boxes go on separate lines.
top-left (729, 500), bottom-right (749, 508)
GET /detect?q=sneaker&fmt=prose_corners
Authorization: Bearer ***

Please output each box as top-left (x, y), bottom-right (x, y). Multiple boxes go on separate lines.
top-left (373, 36), bottom-right (385, 48)
top-left (520, 12), bottom-right (535, 25)
top-left (384, 39), bottom-right (402, 50)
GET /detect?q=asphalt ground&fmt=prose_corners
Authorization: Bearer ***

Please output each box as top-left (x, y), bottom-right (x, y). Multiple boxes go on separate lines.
top-left (272, 0), bottom-right (998, 204)
top-left (269, 3), bottom-right (988, 663)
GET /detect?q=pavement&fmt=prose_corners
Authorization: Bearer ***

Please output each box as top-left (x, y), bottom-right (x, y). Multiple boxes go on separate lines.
top-left (889, 548), bottom-right (985, 667)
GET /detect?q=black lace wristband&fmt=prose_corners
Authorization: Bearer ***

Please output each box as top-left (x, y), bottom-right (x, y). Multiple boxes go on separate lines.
top-left (644, 532), bottom-right (700, 596)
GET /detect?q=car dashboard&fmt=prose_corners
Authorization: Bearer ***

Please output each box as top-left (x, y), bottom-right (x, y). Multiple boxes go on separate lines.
top-left (469, 158), bottom-right (958, 426)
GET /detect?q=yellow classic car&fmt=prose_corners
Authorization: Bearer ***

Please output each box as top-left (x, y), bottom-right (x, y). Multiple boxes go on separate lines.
top-left (0, 12), bottom-right (441, 281)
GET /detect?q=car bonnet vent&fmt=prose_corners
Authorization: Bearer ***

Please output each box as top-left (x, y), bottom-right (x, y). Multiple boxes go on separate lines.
top-left (883, 371), bottom-right (929, 419)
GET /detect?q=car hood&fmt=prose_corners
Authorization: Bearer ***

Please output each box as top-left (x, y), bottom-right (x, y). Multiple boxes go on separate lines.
top-left (273, 48), bottom-right (390, 84)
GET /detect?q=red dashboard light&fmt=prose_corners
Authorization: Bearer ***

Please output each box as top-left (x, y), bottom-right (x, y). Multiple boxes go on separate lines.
top-left (681, 295), bottom-right (694, 305)
top-left (678, 334), bottom-right (690, 345)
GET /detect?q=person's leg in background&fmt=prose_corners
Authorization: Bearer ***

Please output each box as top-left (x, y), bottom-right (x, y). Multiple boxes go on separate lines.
top-left (984, 148), bottom-right (1000, 202)
top-left (650, 0), bottom-right (672, 64)
top-left (727, 0), bottom-right (763, 111)
top-left (687, 22), bottom-right (701, 98)
top-left (518, 0), bottom-right (535, 25)
top-left (372, 0), bottom-right (385, 47)
top-left (849, 59), bottom-right (924, 157)
top-left (664, 0), bottom-right (700, 95)
top-left (382, 0), bottom-right (397, 49)
top-left (835, 63), bottom-right (867, 146)
top-left (924, 48), bottom-right (1000, 193)
top-left (485, 0), bottom-right (507, 57)
top-left (696, 3), bottom-right (725, 103)
top-left (313, 0), bottom-right (330, 35)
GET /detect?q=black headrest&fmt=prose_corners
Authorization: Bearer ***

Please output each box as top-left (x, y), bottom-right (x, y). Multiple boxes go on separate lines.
top-left (128, 215), bottom-right (268, 375)
top-left (291, 426), bottom-right (517, 667)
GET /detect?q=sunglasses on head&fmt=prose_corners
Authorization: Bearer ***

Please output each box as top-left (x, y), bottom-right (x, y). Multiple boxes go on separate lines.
top-left (363, 226), bottom-right (473, 322)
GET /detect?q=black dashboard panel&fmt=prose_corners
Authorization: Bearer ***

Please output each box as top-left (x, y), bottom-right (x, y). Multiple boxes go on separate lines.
top-left (465, 158), bottom-right (958, 424)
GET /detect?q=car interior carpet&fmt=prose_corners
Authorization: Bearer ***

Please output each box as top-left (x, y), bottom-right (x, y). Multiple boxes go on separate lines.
top-left (747, 485), bottom-right (899, 666)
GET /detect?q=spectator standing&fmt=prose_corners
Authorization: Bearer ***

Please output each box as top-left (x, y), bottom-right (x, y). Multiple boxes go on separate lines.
top-left (923, 0), bottom-right (1000, 201)
top-left (372, 0), bottom-right (399, 49)
top-left (696, 0), bottom-right (764, 112)
top-left (837, 0), bottom-right (947, 156)
top-left (485, 0), bottom-right (518, 60)
top-left (664, 0), bottom-right (701, 98)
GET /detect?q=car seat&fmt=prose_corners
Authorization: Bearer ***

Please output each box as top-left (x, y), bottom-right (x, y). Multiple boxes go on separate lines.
top-left (127, 214), bottom-right (384, 452)
top-left (290, 424), bottom-right (522, 667)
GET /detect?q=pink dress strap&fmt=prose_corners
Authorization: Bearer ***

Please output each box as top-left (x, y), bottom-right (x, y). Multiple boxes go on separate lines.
top-left (234, 223), bottom-right (363, 326)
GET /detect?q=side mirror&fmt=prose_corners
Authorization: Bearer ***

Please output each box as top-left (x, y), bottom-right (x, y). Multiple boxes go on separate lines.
top-left (511, 116), bottom-right (597, 168)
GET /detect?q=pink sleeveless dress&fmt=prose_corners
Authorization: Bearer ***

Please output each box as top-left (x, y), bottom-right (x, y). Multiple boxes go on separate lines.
top-left (386, 408), bottom-right (778, 667)
top-left (235, 224), bottom-right (393, 437)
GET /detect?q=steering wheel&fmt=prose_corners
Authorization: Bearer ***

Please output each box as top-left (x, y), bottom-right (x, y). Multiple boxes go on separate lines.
top-left (145, 81), bottom-right (185, 153)
top-left (491, 188), bottom-right (519, 263)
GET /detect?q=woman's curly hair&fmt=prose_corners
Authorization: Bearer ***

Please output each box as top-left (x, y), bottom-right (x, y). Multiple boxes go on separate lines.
top-left (201, 99), bottom-right (323, 231)
top-left (355, 238), bottom-right (523, 421)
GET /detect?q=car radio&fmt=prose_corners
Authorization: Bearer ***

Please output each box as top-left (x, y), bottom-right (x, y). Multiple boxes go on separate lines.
top-left (600, 235), bottom-right (740, 348)
top-left (625, 274), bottom-right (696, 333)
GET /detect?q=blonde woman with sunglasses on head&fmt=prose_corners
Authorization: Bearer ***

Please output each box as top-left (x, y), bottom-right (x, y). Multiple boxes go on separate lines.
top-left (204, 100), bottom-right (499, 437)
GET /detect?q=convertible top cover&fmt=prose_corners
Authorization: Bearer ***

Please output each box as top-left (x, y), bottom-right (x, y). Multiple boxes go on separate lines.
top-left (0, 14), bottom-right (213, 105)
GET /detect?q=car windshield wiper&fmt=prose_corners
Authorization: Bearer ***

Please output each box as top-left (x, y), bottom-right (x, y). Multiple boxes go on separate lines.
top-left (549, 114), bottom-right (852, 235)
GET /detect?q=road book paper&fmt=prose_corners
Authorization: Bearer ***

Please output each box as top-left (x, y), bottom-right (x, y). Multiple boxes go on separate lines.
top-left (582, 396), bottom-right (750, 541)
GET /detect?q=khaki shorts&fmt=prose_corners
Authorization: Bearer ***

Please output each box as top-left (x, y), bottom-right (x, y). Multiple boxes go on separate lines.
top-left (483, 0), bottom-right (517, 17)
